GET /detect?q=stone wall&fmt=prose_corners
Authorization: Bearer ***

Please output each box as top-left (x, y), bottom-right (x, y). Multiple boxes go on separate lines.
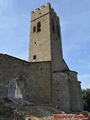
top-left (50, 31), bottom-right (63, 71)
top-left (0, 54), bottom-right (51, 104)
top-left (68, 71), bottom-right (83, 111)
top-left (51, 70), bottom-right (83, 112)
top-left (29, 12), bottom-right (51, 62)
top-left (25, 60), bottom-right (51, 104)
top-left (50, 9), bottom-right (64, 72)
top-left (51, 72), bottom-right (70, 112)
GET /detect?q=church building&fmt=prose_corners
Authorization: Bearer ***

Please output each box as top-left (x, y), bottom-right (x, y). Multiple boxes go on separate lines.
top-left (0, 3), bottom-right (83, 112)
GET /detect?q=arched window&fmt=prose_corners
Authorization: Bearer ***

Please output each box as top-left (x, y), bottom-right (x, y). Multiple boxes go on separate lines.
top-left (33, 26), bottom-right (36, 33)
top-left (37, 22), bottom-right (41, 32)
top-left (56, 25), bottom-right (60, 38)
top-left (52, 19), bottom-right (55, 33)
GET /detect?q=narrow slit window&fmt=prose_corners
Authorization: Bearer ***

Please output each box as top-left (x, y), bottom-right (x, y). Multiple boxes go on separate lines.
top-left (37, 22), bottom-right (41, 32)
top-left (33, 55), bottom-right (36, 59)
top-left (57, 25), bottom-right (60, 38)
top-left (52, 19), bottom-right (55, 33)
top-left (40, 68), bottom-right (42, 70)
top-left (33, 26), bottom-right (36, 33)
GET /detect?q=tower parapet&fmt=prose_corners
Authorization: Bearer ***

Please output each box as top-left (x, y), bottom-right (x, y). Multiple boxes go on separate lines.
top-left (31, 3), bottom-right (59, 23)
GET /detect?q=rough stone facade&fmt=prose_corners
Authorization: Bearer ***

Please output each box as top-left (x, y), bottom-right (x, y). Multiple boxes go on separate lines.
top-left (0, 3), bottom-right (83, 112)
top-left (0, 54), bottom-right (51, 104)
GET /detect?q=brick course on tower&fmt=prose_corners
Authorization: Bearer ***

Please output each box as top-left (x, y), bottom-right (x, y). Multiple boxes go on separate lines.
top-left (0, 3), bottom-right (83, 112)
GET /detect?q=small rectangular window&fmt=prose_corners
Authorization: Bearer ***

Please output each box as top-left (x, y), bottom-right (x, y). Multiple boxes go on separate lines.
top-left (57, 25), bottom-right (60, 38)
top-left (33, 26), bottom-right (36, 33)
top-left (33, 55), bottom-right (36, 59)
top-left (52, 19), bottom-right (55, 33)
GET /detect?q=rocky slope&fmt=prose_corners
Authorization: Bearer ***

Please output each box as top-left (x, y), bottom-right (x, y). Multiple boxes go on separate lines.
top-left (0, 98), bottom-right (89, 120)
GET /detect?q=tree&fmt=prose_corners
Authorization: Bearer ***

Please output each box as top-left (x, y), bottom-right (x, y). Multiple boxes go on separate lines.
top-left (82, 89), bottom-right (90, 111)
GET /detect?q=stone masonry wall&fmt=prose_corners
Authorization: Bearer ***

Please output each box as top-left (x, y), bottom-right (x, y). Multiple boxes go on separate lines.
top-left (29, 13), bottom-right (51, 62)
top-left (68, 71), bottom-right (83, 111)
top-left (50, 11), bottom-right (64, 72)
top-left (0, 54), bottom-right (51, 104)
top-left (29, 4), bottom-right (51, 62)
top-left (52, 72), bottom-right (70, 112)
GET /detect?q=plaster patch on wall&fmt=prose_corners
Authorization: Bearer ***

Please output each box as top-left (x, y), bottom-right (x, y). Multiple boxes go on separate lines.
top-left (8, 78), bottom-right (24, 99)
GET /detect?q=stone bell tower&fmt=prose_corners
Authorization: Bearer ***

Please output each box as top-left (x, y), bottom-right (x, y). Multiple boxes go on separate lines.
top-left (29, 3), bottom-right (64, 71)
top-left (29, 3), bottom-right (83, 112)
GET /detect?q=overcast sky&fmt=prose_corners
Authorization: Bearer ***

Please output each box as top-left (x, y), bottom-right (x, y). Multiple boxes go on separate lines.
top-left (0, 0), bottom-right (90, 89)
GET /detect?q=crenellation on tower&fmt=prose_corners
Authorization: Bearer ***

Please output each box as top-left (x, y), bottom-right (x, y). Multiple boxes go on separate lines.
top-left (41, 5), bottom-right (45, 8)
top-left (50, 7), bottom-right (60, 24)
top-left (47, 2), bottom-right (51, 7)
top-left (31, 3), bottom-right (59, 23)
top-left (31, 3), bottom-right (51, 21)
top-left (31, 11), bottom-right (34, 13)
top-left (35, 8), bottom-right (40, 12)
